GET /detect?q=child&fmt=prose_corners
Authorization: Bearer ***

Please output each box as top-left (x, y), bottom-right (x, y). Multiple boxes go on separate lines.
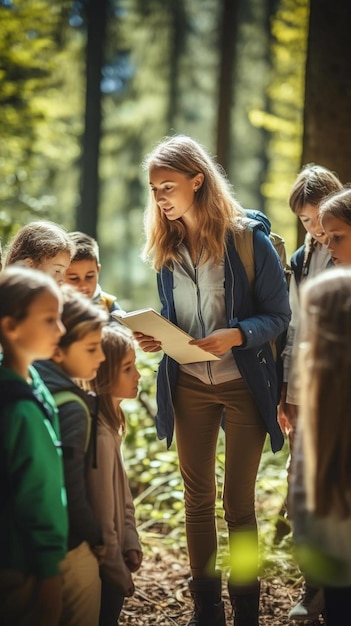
top-left (278, 164), bottom-right (342, 621)
top-left (290, 267), bottom-right (351, 626)
top-left (0, 265), bottom-right (68, 626)
top-left (4, 220), bottom-right (75, 285)
top-left (279, 164), bottom-right (343, 436)
top-left (86, 324), bottom-right (143, 626)
top-left (65, 231), bottom-right (123, 316)
top-left (319, 186), bottom-right (351, 265)
top-left (35, 285), bottom-right (108, 626)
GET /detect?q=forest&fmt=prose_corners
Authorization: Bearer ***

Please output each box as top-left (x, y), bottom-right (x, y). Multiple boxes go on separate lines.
top-left (1, 0), bottom-right (351, 624)
top-left (1, 0), bottom-right (311, 310)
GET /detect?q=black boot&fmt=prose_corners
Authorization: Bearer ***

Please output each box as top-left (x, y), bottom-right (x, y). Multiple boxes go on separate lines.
top-left (186, 572), bottom-right (226, 626)
top-left (228, 580), bottom-right (260, 626)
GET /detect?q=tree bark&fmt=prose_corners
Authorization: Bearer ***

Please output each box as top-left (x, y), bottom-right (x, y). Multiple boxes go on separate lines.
top-left (300, 0), bottom-right (351, 243)
top-left (216, 0), bottom-right (238, 171)
top-left (76, 0), bottom-right (108, 238)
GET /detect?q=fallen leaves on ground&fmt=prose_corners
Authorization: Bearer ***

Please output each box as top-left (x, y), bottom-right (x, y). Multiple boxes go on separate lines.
top-left (118, 545), bottom-right (325, 626)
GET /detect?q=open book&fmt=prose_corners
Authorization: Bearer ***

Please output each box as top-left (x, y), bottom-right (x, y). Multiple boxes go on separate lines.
top-left (112, 308), bottom-right (220, 365)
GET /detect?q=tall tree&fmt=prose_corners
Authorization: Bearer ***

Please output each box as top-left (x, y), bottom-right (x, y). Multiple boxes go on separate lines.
top-left (77, 0), bottom-right (108, 238)
top-left (167, 0), bottom-right (187, 128)
top-left (216, 0), bottom-right (238, 171)
top-left (300, 0), bottom-right (351, 243)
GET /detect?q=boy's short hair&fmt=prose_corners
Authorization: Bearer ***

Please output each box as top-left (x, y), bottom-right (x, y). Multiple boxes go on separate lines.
top-left (289, 163), bottom-right (343, 214)
top-left (68, 231), bottom-right (100, 264)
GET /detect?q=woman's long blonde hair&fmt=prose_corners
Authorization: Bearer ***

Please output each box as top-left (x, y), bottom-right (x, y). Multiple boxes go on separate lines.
top-left (141, 135), bottom-right (244, 270)
top-left (298, 267), bottom-right (351, 517)
top-left (90, 324), bottom-right (136, 435)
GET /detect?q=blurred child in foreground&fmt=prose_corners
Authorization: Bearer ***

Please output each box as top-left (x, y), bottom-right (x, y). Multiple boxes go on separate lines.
top-left (290, 267), bottom-right (351, 626)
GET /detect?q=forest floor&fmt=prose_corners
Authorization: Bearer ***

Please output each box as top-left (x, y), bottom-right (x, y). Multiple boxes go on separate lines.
top-left (118, 542), bottom-right (325, 626)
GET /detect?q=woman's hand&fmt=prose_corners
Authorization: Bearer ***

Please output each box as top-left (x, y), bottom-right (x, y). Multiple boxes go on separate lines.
top-left (189, 328), bottom-right (244, 356)
top-left (133, 332), bottom-right (162, 353)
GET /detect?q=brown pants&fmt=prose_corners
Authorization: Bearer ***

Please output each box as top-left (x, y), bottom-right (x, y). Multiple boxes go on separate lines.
top-left (0, 571), bottom-right (38, 626)
top-left (174, 371), bottom-right (266, 579)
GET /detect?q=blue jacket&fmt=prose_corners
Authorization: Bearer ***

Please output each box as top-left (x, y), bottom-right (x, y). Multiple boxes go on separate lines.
top-left (154, 221), bottom-right (291, 453)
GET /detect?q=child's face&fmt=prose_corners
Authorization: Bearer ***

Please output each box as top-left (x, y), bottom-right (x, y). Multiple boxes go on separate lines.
top-left (11, 291), bottom-right (65, 361)
top-left (65, 259), bottom-right (100, 299)
top-left (55, 329), bottom-right (105, 380)
top-left (322, 214), bottom-right (351, 265)
top-left (297, 203), bottom-right (328, 244)
top-left (37, 251), bottom-right (72, 286)
top-left (111, 347), bottom-right (140, 401)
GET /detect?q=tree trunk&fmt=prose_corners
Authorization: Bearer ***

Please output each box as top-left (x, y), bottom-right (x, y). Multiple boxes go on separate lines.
top-left (299, 0), bottom-right (351, 244)
top-left (167, 0), bottom-right (186, 128)
top-left (76, 0), bottom-right (108, 238)
top-left (216, 0), bottom-right (238, 171)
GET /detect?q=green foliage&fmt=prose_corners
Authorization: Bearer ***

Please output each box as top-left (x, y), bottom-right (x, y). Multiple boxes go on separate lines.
top-left (249, 0), bottom-right (310, 256)
top-left (0, 0), bottom-right (307, 303)
top-left (0, 0), bottom-right (83, 233)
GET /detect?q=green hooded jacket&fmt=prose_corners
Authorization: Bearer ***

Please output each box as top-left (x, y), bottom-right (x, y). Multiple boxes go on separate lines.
top-left (0, 364), bottom-right (68, 578)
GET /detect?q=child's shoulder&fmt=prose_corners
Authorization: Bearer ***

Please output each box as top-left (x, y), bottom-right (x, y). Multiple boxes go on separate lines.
top-left (0, 372), bottom-right (54, 437)
top-left (98, 289), bottom-right (123, 314)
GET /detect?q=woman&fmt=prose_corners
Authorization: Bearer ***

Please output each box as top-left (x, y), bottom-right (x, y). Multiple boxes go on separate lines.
top-left (136, 135), bottom-right (290, 626)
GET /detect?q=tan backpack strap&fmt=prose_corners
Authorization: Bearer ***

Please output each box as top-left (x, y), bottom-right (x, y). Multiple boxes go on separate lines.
top-left (233, 228), bottom-right (255, 290)
top-left (100, 291), bottom-right (116, 312)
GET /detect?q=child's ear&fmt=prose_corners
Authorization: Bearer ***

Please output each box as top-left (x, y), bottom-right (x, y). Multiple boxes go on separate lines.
top-left (51, 346), bottom-right (65, 364)
top-left (97, 263), bottom-right (101, 274)
top-left (23, 258), bottom-right (35, 268)
top-left (0, 316), bottom-right (19, 338)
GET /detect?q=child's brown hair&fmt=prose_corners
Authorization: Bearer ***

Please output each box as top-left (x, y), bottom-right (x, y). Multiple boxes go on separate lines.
top-left (90, 324), bottom-right (136, 434)
top-left (68, 231), bottom-right (100, 265)
top-left (5, 220), bottom-right (75, 266)
top-left (289, 164), bottom-right (343, 214)
top-left (0, 265), bottom-right (61, 327)
top-left (299, 267), bottom-right (351, 517)
top-left (58, 285), bottom-right (108, 349)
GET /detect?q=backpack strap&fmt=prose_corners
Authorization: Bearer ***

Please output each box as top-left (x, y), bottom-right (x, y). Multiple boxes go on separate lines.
top-left (100, 291), bottom-right (117, 313)
top-left (53, 390), bottom-right (92, 453)
top-left (232, 225), bottom-right (280, 362)
top-left (233, 227), bottom-right (255, 289)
